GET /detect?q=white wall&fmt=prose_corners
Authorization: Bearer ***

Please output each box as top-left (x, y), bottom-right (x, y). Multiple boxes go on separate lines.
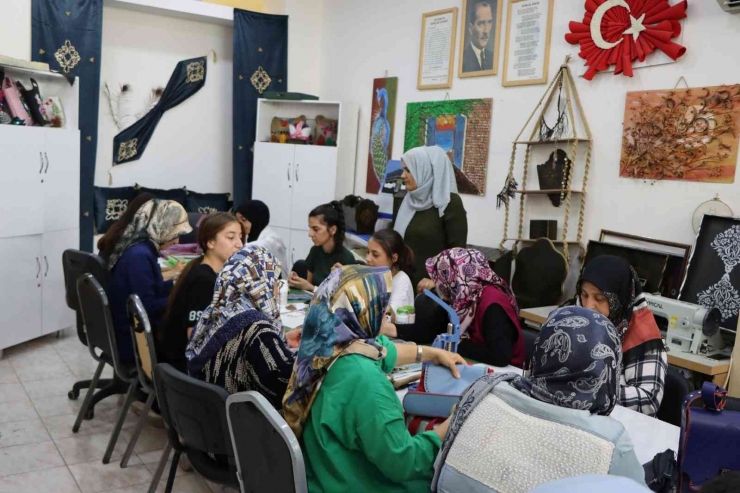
top-left (319, 0), bottom-right (740, 250)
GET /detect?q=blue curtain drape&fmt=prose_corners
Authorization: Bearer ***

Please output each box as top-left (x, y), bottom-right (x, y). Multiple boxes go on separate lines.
top-left (233, 9), bottom-right (288, 207)
top-left (113, 56), bottom-right (207, 165)
top-left (32, 0), bottom-right (103, 252)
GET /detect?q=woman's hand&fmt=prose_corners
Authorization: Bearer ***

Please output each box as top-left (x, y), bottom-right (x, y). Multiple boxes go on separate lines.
top-left (331, 262), bottom-right (343, 271)
top-left (379, 322), bottom-right (397, 338)
top-left (416, 278), bottom-right (435, 294)
top-left (425, 347), bottom-right (466, 378)
top-left (434, 416), bottom-right (451, 441)
top-left (289, 271), bottom-right (313, 291)
top-left (285, 328), bottom-right (302, 349)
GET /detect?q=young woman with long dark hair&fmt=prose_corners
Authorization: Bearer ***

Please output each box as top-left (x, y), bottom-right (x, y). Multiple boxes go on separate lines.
top-left (365, 229), bottom-right (415, 317)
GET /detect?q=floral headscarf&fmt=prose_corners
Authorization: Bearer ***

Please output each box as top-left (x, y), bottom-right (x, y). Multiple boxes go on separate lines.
top-left (107, 199), bottom-right (191, 269)
top-left (185, 245), bottom-right (282, 375)
top-left (512, 306), bottom-right (622, 416)
top-left (282, 265), bottom-right (392, 437)
top-left (426, 248), bottom-right (519, 333)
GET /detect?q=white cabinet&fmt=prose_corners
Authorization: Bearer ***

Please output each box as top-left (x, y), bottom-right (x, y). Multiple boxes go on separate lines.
top-left (290, 146), bottom-right (338, 230)
top-left (253, 143), bottom-right (295, 230)
top-left (290, 229), bottom-right (315, 267)
top-left (42, 229), bottom-right (79, 335)
top-left (0, 235), bottom-right (42, 350)
top-left (44, 129), bottom-right (81, 233)
top-left (0, 126), bottom-right (44, 239)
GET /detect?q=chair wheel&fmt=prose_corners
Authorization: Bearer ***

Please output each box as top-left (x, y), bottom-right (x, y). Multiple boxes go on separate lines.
top-left (68, 390), bottom-right (79, 400)
top-left (84, 409), bottom-right (94, 420)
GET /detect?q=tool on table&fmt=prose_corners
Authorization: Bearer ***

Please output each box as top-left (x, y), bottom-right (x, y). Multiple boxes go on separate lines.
top-left (645, 294), bottom-right (726, 356)
top-left (423, 289), bottom-right (460, 353)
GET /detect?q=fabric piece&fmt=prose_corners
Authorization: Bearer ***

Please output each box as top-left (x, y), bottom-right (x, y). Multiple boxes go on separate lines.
top-left (106, 199), bottom-right (191, 269)
top-left (248, 226), bottom-right (289, 277)
top-left (32, 0), bottom-right (103, 251)
top-left (236, 199), bottom-right (270, 242)
top-left (198, 315), bottom-right (294, 410)
top-left (113, 56), bottom-right (207, 165)
top-left (394, 146), bottom-right (458, 238)
top-left (513, 306), bottom-right (623, 416)
top-left (233, 10), bottom-right (288, 206)
top-left (426, 248), bottom-right (518, 334)
top-left (185, 191), bottom-right (230, 214)
top-left (304, 245), bottom-right (356, 287)
top-left (529, 475), bottom-right (650, 493)
top-left (283, 265), bottom-right (392, 437)
top-left (93, 186), bottom-right (137, 234)
top-left (185, 245), bottom-right (283, 374)
top-left (402, 193), bottom-right (468, 288)
top-left (301, 335), bottom-right (441, 493)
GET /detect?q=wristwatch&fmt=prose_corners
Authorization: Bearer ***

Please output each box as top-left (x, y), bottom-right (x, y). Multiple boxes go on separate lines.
top-left (416, 344), bottom-right (423, 363)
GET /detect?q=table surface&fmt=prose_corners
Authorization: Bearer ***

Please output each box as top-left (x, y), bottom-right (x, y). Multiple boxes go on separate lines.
top-left (395, 364), bottom-right (679, 465)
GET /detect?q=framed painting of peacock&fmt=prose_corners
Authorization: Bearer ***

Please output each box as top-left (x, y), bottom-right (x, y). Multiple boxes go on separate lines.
top-left (366, 77), bottom-right (399, 194)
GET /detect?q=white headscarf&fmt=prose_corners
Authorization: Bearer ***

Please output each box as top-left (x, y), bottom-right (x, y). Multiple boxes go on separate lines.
top-left (393, 146), bottom-right (458, 238)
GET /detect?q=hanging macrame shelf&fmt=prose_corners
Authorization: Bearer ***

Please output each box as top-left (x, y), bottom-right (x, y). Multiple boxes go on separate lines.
top-left (499, 56), bottom-right (593, 265)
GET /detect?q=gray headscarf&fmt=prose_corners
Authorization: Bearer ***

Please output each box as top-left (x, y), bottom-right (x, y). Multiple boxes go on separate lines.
top-left (393, 146), bottom-right (458, 238)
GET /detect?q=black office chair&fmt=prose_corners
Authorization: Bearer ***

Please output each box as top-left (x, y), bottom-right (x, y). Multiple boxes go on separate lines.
top-left (657, 365), bottom-right (692, 426)
top-left (226, 391), bottom-right (308, 493)
top-left (62, 249), bottom-right (128, 418)
top-left (153, 363), bottom-right (239, 493)
top-left (75, 274), bottom-right (139, 463)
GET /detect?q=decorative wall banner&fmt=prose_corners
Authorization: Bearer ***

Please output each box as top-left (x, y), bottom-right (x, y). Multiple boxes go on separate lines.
top-left (565, 0), bottom-right (688, 80)
top-left (366, 77), bottom-right (398, 194)
top-left (418, 8), bottom-right (457, 90)
top-left (112, 56), bottom-right (207, 166)
top-left (459, 0), bottom-right (503, 78)
top-left (620, 85), bottom-right (740, 183)
top-left (233, 9), bottom-right (288, 206)
top-left (32, 0), bottom-right (103, 252)
top-left (502, 0), bottom-right (553, 87)
top-left (404, 98), bottom-right (492, 196)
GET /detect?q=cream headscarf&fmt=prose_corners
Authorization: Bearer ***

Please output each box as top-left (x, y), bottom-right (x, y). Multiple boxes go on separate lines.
top-left (393, 146), bottom-right (458, 238)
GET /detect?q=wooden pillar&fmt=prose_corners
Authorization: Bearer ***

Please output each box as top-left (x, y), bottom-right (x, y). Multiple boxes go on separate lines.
top-left (728, 318), bottom-right (740, 397)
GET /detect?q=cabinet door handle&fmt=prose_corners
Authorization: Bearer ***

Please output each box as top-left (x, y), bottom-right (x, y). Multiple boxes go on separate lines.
top-left (296, 163), bottom-right (299, 182)
top-left (287, 163), bottom-right (290, 181)
top-left (44, 256), bottom-right (49, 277)
top-left (39, 152), bottom-right (44, 174)
top-left (36, 257), bottom-right (41, 279)
top-left (292, 248), bottom-right (295, 266)
top-left (44, 152), bottom-right (49, 174)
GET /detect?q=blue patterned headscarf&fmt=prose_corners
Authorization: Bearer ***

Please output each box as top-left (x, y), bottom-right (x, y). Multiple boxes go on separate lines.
top-left (185, 245), bottom-right (282, 374)
top-left (512, 306), bottom-right (623, 416)
top-left (283, 265), bottom-right (392, 436)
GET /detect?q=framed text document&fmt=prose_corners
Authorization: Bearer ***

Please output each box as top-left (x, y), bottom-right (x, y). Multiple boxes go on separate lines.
top-left (502, 0), bottom-right (553, 87)
top-left (418, 8), bottom-right (458, 90)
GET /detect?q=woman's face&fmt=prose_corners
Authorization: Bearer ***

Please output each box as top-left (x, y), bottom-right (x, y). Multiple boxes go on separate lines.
top-left (580, 281), bottom-right (610, 318)
top-left (207, 222), bottom-right (244, 264)
top-left (308, 215), bottom-right (336, 246)
top-left (401, 160), bottom-right (418, 191)
top-left (366, 238), bottom-right (395, 269)
top-left (235, 212), bottom-right (252, 236)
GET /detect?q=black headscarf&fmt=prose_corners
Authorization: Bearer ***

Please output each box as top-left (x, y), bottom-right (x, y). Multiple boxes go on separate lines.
top-left (236, 200), bottom-right (270, 243)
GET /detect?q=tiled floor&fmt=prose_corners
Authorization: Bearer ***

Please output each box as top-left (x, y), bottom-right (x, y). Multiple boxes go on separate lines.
top-left (0, 332), bottom-right (236, 493)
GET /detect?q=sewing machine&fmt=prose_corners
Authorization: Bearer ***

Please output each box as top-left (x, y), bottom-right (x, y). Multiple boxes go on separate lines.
top-left (645, 294), bottom-right (726, 356)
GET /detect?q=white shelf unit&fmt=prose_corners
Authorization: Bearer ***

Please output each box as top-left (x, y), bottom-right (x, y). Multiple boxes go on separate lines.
top-left (252, 99), bottom-right (360, 267)
top-left (0, 64), bottom-right (80, 353)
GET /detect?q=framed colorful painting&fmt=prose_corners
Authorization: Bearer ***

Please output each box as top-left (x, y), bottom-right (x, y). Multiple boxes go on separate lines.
top-left (366, 77), bottom-right (398, 194)
top-left (620, 85), bottom-right (740, 183)
top-left (404, 98), bottom-right (493, 196)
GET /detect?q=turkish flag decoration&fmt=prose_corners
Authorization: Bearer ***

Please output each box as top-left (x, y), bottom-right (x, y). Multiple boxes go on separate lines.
top-left (565, 0), bottom-right (688, 80)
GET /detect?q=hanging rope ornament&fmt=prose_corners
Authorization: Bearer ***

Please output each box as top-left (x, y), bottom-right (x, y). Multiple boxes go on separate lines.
top-left (565, 0), bottom-right (688, 81)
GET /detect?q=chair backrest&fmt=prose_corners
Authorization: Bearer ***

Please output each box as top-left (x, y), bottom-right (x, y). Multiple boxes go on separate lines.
top-left (657, 366), bottom-right (692, 426)
top-left (512, 239), bottom-right (568, 309)
top-left (153, 363), bottom-right (234, 460)
top-left (62, 249), bottom-right (108, 343)
top-left (226, 392), bottom-right (308, 493)
top-left (127, 295), bottom-right (158, 392)
top-left (76, 273), bottom-right (126, 376)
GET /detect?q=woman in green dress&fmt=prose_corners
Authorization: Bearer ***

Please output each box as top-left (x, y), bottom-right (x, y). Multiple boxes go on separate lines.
top-left (283, 265), bottom-right (465, 493)
top-left (393, 146), bottom-right (468, 291)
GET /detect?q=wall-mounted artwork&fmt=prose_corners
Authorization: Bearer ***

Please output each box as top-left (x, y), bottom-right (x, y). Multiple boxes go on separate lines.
top-left (366, 77), bottom-right (398, 194)
top-left (404, 98), bottom-right (492, 196)
top-left (620, 85), bottom-right (740, 183)
top-left (458, 0), bottom-right (503, 78)
top-left (381, 159), bottom-right (403, 195)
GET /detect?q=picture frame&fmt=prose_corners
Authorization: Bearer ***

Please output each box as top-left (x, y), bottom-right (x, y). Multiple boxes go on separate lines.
top-left (502, 0), bottom-right (553, 87)
top-left (458, 0), bottom-right (503, 78)
top-left (418, 8), bottom-right (458, 90)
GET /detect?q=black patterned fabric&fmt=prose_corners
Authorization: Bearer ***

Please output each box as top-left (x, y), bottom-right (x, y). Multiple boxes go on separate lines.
top-left (185, 191), bottom-right (230, 214)
top-left (136, 185), bottom-right (187, 208)
top-left (93, 185), bottom-right (137, 234)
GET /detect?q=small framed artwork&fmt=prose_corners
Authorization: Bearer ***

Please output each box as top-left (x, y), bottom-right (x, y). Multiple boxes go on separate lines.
top-left (458, 0), bottom-right (503, 78)
top-left (418, 8), bottom-right (458, 90)
top-left (502, 0), bottom-right (553, 87)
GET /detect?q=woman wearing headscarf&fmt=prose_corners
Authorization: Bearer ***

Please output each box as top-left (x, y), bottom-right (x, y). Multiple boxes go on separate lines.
top-left (283, 265), bottom-right (466, 493)
top-left (185, 245), bottom-right (294, 409)
top-left (393, 146), bottom-right (468, 290)
top-left (564, 255), bottom-right (667, 417)
top-left (432, 307), bottom-right (645, 493)
top-left (235, 200), bottom-right (289, 275)
top-left (108, 199), bottom-right (192, 364)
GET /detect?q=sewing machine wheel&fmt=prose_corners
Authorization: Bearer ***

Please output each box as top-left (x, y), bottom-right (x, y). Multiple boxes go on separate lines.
top-left (703, 307), bottom-right (721, 337)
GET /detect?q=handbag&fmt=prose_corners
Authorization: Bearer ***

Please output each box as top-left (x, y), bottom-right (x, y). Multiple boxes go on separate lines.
top-left (0, 90), bottom-right (12, 125)
top-left (678, 382), bottom-right (740, 492)
top-left (18, 78), bottom-right (49, 127)
top-left (2, 76), bottom-right (34, 126)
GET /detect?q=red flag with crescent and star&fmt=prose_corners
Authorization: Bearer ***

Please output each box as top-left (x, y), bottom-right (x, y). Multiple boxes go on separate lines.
top-left (565, 0), bottom-right (688, 80)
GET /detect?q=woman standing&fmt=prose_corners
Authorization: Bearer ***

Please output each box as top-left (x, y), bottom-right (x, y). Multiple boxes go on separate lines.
top-left (235, 200), bottom-right (289, 274)
top-left (565, 255), bottom-right (667, 417)
top-left (185, 245), bottom-right (294, 409)
top-left (161, 213), bottom-right (243, 372)
top-left (393, 146), bottom-right (468, 290)
top-left (365, 229), bottom-right (415, 317)
top-left (108, 199), bottom-right (192, 365)
top-left (283, 265), bottom-right (465, 493)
